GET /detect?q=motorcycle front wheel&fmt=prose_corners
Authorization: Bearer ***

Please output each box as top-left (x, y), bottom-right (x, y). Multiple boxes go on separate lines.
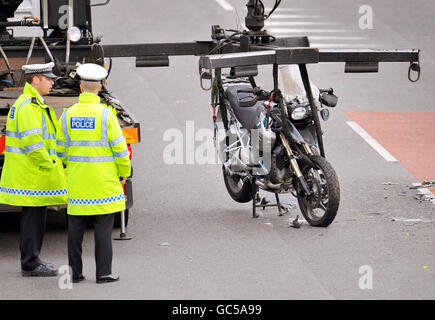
top-left (222, 166), bottom-right (253, 203)
top-left (297, 155), bottom-right (340, 227)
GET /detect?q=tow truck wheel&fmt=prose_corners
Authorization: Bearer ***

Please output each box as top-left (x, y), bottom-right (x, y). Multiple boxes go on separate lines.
top-left (114, 210), bottom-right (129, 228)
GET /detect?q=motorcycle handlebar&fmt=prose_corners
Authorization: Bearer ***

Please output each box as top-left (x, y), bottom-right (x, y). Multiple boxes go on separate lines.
top-left (319, 88), bottom-right (334, 94)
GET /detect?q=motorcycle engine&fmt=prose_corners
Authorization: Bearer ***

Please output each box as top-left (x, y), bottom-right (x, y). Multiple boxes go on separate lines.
top-left (268, 145), bottom-right (292, 184)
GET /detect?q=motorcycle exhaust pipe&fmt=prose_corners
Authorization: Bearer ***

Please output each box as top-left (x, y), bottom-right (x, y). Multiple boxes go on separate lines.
top-left (255, 179), bottom-right (281, 191)
top-left (265, 181), bottom-right (281, 190)
top-left (229, 163), bottom-right (248, 172)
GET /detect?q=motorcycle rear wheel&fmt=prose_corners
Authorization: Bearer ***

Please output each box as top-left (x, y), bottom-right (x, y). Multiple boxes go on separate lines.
top-left (297, 155), bottom-right (340, 227)
top-left (222, 166), bottom-right (253, 203)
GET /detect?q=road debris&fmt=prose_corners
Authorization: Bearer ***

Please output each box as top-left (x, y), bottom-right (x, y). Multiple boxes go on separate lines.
top-left (408, 182), bottom-right (435, 204)
top-left (159, 242), bottom-right (171, 246)
top-left (368, 212), bottom-right (382, 216)
top-left (383, 182), bottom-right (399, 185)
top-left (409, 180), bottom-right (435, 189)
top-left (414, 193), bottom-right (434, 202)
top-left (391, 217), bottom-right (433, 223)
top-left (290, 215), bottom-right (303, 228)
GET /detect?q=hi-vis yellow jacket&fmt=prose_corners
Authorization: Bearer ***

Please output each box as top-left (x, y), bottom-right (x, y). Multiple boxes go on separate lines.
top-left (56, 92), bottom-right (131, 215)
top-left (0, 83), bottom-right (67, 206)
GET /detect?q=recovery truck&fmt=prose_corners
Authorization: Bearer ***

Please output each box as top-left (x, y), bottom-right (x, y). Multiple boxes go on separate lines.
top-left (0, 0), bottom-right (140, 226)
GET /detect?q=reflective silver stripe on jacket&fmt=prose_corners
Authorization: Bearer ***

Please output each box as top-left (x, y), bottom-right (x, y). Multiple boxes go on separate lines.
top-left (21, 127), bottom-right (43, 138)
top-left (61, 108), bottom-right (71, 146)
top-left (41, 113), bottom-right (56, 140)
top-left (5, 146), bottom-right (26, 154)
top-left (109, 134), bottom-right (125, 146)
top-left (6, 128), bottom-right (42, 139)
top-left (101, 107), bottom-right (109, 142)
top-left (68, 140), bottom-right (109, 147)
top-left (6, 130), bottom-right (20, 138)
top-left (14, 98), bottom-right (32, 134)
top-left (6, 144), bottom-right (51, 155)
top-left (25, 141), bottom-right (45, 153)
top-left (113, 149), bottom-right (129, 158)
top-left (41, 113), bottom-right (48, 139)
top-left (68, 155), bottom-right (115, 163)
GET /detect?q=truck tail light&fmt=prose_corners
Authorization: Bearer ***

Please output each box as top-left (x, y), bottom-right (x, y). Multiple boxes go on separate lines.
top-left (128, 144), bottom-right (132, 159)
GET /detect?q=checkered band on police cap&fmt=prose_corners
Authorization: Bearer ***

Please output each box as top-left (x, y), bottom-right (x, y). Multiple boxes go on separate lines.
top-left (22, 62), bottom-right (57, 79)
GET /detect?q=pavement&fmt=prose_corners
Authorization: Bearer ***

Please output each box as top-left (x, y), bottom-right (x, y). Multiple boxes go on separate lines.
top-left (0, 0), bottom-right (434, 299)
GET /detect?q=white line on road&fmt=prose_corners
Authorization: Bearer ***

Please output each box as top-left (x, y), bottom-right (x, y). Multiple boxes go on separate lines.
top-left (215, 0), bottom-right (234, 11)
top-left (346, 121), bottom-right (398, 162)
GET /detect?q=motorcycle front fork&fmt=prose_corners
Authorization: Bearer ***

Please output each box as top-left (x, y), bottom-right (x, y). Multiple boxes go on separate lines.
top-left (279, 133), bottom-right (312, 196)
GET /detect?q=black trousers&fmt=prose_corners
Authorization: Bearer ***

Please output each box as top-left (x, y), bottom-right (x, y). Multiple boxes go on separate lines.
top-left (20, 206), bottom-right (47, 271)
top-left (67, 213), bottom-right (115, 278)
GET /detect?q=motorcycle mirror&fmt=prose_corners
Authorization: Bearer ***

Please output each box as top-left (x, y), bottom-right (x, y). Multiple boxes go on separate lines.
top-left (320, 93), bottom-right (338, 108)
top-left (321, 108), bottom-right (330, 121)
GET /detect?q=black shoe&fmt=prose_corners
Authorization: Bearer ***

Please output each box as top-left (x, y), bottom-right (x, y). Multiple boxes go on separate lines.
top-left (72, 275), bottom-right (86, 283)
top-left (22, 264), bottom-right (58, 277)
top-left (96, 274), bottom-right (119, 284)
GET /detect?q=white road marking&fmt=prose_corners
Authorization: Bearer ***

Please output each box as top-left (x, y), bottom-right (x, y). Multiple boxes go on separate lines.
top-left (346, 121), bottom-right (398, 162)
top-left (215, 0), bottom-right (234, 11)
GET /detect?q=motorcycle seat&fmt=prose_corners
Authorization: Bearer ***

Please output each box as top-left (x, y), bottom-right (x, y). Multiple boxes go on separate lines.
top-left (225, 85), bottom-right (265, 130)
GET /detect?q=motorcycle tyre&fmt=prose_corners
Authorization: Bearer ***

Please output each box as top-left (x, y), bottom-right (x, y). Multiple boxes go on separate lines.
top-left (222, 166), bottom-right (253, 203)
top-left (297, 155), bottom-right (340, 227)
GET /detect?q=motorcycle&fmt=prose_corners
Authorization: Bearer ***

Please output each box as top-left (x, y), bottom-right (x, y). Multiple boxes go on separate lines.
top-left (210, 65), bottom-right (340, 227)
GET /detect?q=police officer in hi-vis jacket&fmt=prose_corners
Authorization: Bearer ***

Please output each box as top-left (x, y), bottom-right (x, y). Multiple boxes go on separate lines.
top-left (0, 62), bottom-right (67, 277)
top-left (56, 63), bottom-right (131, 284)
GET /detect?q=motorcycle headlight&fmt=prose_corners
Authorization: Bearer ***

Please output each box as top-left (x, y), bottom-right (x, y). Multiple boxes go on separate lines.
top-left (291, 106), bottom-right (308, 120)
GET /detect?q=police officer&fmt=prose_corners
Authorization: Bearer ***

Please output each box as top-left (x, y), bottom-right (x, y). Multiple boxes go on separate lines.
top-left (56, 63), bottom-right (131, 284)
top-left (0, 62), bottom-right (67, 277)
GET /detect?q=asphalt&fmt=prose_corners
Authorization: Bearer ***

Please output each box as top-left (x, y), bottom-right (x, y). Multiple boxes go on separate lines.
top-left (0, 0), bottom-right (433, 299)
